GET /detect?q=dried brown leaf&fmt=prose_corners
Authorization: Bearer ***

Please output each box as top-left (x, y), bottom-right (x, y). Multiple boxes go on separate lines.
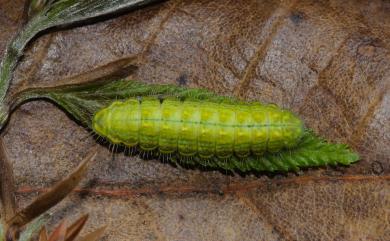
top-left (39, 227), bottom-right (49, 241)
top-left (0, 137), bottom-right (17, 221)
top-left (48, 220), bottom-right (67, 241)
top-left (77, 227), bottom-right (106, 241)
top-left (7, 150), bottom-right (96, 227)
top-left (47, 56), bottom-right (137, 86)
top-left (1, 0), bottom-right (389, 240)
top-left (65, 214), bottom-right (89, 241)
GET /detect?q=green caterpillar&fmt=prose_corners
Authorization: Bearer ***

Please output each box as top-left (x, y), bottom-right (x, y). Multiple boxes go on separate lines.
top-left (93, 98), bottom-right (304, 159)
top-left (11, 79), bottom-right (359, 173)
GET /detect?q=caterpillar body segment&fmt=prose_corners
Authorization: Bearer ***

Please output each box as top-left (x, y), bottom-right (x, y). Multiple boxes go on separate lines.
top-left (92, 97), bottom-right (305, 161)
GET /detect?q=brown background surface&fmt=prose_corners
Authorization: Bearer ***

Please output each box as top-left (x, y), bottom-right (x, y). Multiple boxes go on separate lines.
top-left (1, 0), bottom-right (389, 240)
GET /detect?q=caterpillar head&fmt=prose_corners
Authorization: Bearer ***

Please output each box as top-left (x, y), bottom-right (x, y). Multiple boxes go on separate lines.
top-left (92, 108), bottom-right (109, 139)
top-left (92, 107), bottom-right (122, 145)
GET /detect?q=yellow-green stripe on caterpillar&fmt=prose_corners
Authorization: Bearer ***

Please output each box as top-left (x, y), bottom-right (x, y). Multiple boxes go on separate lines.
top-left (93, 97), bottom-right (304, 159)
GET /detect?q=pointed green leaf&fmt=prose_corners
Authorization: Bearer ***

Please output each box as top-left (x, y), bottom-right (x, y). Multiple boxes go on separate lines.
top-left (194, 131), bottom-right (359, 173)
top-left (257, 131), bottom-right (359, 172)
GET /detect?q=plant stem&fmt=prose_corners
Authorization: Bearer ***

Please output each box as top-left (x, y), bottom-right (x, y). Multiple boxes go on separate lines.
top-left (0, 15), bottom-right (48, 126)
